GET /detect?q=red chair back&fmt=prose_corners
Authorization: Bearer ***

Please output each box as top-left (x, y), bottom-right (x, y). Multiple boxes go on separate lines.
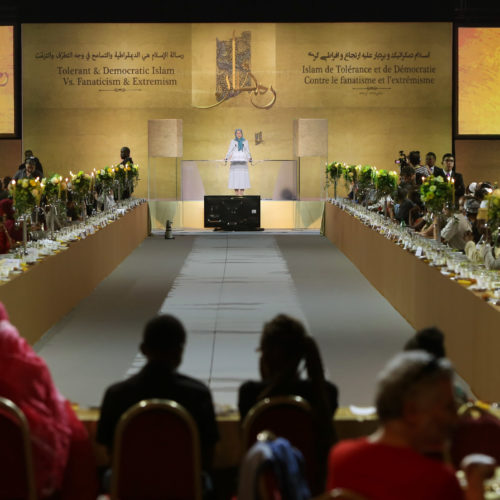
top-left (242, 396), bottom-right (319, 494)
top-left (0, 396), bottom-right (37, 500)
top-left (450, 403), bottom-right (500, 468)
top-left (111, 399), bottom-right (202, 500)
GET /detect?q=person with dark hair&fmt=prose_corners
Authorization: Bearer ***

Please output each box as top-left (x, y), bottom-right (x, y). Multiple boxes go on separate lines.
top-left (0, 176), bottom-right (10, 201)
top-left (404, 327), bottom-right (446, 358)
top-left (326, 351), bottom-right (495, 500)
top-left (409, 151), bottom-right (427, 185)
top-left (442, 154), bottom-right (466, 207)
top-left (404, 327), bottom-right (472, 406)
top-left (391, 186), bottom-right (414, 226)
top-left (425, 152), bottom-right (446, 179)
top-left (117, 147), bottom-right (134, 199)
top-left (97, 314), bottom-right (219, 471)
top-left (399, 165), bottom-right (416, 189)
top-left (224, 128), bottom-right (252, 195)
top-left (18, 149), bottom-right (43, 176)
top-left (238, 314), bottom-right (338, 489)
top-left (13, 157), bottom-right (43, 181)
top-left (119, 146), bottom-right (133, 166)
top-left (0, 198), bottom-right (22, 253)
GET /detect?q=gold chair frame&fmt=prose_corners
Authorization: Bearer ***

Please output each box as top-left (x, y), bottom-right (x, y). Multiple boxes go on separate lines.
top-left (110, 398), bottom-right (203, 500)
top-left (241, 395), bottom-right (313, 450)
top-left (0, 396), bottom-right (37, 500)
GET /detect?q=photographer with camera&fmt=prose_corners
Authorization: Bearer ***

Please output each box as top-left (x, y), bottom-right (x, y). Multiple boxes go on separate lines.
top-left (395, 151), bottom-right (409, 172)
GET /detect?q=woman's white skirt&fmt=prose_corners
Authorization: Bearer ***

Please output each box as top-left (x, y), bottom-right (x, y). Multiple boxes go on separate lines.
top-left (228, 161), bottom-right (251, 189)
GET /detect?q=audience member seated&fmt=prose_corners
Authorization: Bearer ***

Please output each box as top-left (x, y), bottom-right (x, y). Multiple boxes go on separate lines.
top-left (13, 157), bottom-right (43, 181)
top-left (477, 233), bottom-right (500, 270)
top-left (408, 188), bottom-right (426, 230)
top-left (97, 314), bottom-right (219, 474)
top-left (326, 351), bottom-right (495, 500)
top-left (0, 199), bottom-right (19, 253)
top-left (18, 149), bottom-right (44, 176)
top-left (391, 187), bottom-right (414, 226)
top-left (441, 203), bottom-right (472, 251)
top-left (0, 176), bottom-right (10, 201)
top-left (442, 153), bottom-right (466, 207)
top-left (238, 314), bottom-right (338, 486)
top-left (463, 197), bottom-right (481, 243)
top-left (404, 327), bottom-right (473, 405)
top-left (474, 182), bottom-right (493, 202)
top-left (0, 302), bottom-right (98, 499)
top-left (399, 165), bottom-right (416, 190)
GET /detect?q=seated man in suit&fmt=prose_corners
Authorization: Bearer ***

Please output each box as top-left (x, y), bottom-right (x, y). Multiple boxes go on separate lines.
top-left (326, 351), bottom-right (495, 500)
top-left (97, 314), bottom-right (219, 472)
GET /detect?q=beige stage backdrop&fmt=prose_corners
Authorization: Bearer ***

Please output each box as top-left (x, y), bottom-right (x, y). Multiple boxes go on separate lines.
top-left (22, 23), bottom-right (452, 228)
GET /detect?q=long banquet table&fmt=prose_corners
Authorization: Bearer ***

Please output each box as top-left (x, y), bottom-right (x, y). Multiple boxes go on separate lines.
top-left (324, 201), bottom-right (500, 402)
top-left (0, 201), bottom-right (149, 345)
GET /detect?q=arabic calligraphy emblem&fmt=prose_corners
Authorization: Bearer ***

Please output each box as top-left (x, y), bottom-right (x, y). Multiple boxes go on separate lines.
top-left (0, 72), bottom-right (9, 87)
top-left (195, 30), bottom-right (276, 110)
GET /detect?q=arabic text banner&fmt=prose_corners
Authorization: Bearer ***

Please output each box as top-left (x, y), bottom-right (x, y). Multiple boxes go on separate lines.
top-left (458, 27), bottom-right (500, 135)
top-left (0, 26), bottom-right (15, 135)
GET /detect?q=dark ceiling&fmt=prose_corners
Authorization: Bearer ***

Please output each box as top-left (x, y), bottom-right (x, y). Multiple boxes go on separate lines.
top-left (1, 0), bottom-right (500, 23)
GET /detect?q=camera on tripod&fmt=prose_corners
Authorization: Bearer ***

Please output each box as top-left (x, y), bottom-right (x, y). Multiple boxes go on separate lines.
top-left (395, 151), bottom-right (409, 169)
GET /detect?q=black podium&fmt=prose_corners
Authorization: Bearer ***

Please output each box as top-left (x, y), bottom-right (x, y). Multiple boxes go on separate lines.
top-left (204, 195), bottom-right (261, 230)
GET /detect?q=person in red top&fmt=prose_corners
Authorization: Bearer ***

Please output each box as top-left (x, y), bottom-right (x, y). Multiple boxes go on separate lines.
top-left (0, 302), bottom-right (98, 499)
top-left (326, 351), bottom-right (495, 500)
top-left (0, 198), bottom-right (22, 253)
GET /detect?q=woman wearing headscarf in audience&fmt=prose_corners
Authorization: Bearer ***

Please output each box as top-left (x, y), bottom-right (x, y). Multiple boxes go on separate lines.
top-left (0, 302), bottom-right (98, 499)
top-left (238, 314), bottom-right (338, 491)
top-left (0, 198), bottom-right (22, 253)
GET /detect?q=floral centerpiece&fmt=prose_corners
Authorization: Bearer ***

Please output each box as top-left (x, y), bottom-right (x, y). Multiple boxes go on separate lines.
top-left (325, 161), bottom-right (344, 199)
top-left (96, 166), bottom-right (116, 193)
top-left (485, 188), bottom-right (500, 234)
top-left (341, 164), bottom-right (360, 200)
top-left (114, 164), bottom-right (132, 200)
top-left (420, 175), bottom-right (453, 240)
top-left (420, 175), bottom-right (453, 213)
top-left (9, 178), bottom-right (44, 218)
top-left (374, 169), bottom-right (398, 216)
top-left (374, 169), bottom-right (398, 199)
top-left (70, 171), bottom-right (92, 204)
top-left (357, 165), bottom-right (376, 203)
top-left (43, 174), bottom-right (68, 203)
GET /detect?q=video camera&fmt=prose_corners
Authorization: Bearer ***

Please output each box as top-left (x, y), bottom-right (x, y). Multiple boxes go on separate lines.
top-left (394, 151), bottom-right (409, 169)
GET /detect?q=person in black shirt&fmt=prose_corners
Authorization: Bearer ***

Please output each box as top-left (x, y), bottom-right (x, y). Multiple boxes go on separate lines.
top-left (441, 153), bottom-right (465, 207)
top-left (119, 146), bottom-right (133, 166)
top-left (238, 314), bottom-right (338, 491)
top-left (97, 315), bottom-right (219, 472)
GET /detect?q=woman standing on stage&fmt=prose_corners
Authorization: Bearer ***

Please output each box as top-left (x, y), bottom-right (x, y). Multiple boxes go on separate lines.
top-left (225, 128), bottom-right (252, 195)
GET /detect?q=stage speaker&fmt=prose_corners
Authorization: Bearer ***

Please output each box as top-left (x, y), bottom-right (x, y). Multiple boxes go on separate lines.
top-left (148, 119), bottom-right (183, 157)
top-left (204, 196), bottom-right (261, 230)
top-left (293, 118), bottom-right (328, 157)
